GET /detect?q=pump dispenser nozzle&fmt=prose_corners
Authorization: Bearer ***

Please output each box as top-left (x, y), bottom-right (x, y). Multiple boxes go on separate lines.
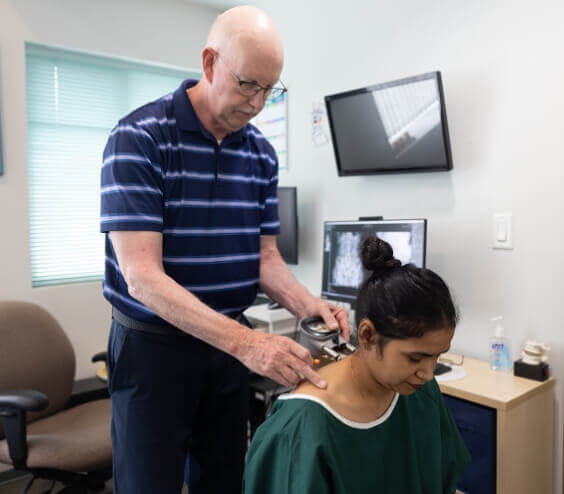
top-left (491, 316), bottom-right (504, 338)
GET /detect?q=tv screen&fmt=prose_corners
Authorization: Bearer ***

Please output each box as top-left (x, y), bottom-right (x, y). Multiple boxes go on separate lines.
top-left (325, 71), bottom-right (452, 176)
top-left (321, 219), bottom-right (427, 304)
top-left (277, 187), bottom-right (298, 265)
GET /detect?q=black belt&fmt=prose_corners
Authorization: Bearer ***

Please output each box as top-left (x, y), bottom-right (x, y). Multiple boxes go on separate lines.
top-left (112, 307), bottom-right (251, 335)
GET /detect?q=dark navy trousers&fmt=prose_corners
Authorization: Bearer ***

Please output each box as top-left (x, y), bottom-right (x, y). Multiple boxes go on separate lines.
top-left (107, 318), bottom-right (249, 494)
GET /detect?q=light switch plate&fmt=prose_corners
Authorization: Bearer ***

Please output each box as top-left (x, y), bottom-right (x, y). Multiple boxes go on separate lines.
top-left (493, 213), bottom-right (513, 249)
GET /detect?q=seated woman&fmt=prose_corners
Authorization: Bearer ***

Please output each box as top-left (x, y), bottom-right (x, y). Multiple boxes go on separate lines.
top-left (243, 236), bottom-right (470, 494)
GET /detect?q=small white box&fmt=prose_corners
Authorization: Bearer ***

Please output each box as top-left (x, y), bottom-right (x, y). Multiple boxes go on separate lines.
top-left (244, 304), bottom-right (297, 335)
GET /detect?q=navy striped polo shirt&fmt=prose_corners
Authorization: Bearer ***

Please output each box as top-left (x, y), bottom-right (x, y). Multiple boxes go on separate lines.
top-left (100, 79), bottom-right (280, 323)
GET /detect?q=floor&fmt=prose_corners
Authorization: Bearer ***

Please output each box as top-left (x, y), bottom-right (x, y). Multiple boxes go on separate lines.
top-left (0, 474), bottom-right (461, 493)
top-left (0, 477), bottom-right (189, 493)
top-left (0, 477), bottom-right (112, 493)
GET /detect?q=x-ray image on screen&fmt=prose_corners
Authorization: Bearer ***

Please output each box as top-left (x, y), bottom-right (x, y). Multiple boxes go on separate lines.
top-left (330, 232), bottom-right (364, 289)
top-left (321, 219), bottom-right (427, 304)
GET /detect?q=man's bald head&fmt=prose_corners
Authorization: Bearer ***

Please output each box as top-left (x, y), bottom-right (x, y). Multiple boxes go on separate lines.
top-left (188, 5), bottom-right (284, 140)
top-left (206, 5), bottom-right (284, 69)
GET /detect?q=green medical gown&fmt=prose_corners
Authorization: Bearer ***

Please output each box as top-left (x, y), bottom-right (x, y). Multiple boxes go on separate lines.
top-left (243, 379), bottom-right (470, 494)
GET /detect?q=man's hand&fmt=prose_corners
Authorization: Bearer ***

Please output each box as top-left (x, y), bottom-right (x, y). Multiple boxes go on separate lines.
top-left (237, 330), bottom-right (327, 389)
top-left (302, 298), bottom-right (351, 341)
top-left (258, 236), bottom-right (351, 341)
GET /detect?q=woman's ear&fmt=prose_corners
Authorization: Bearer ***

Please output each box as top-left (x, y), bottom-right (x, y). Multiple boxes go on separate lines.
top-left (357, 318), bottom-right (377, 347)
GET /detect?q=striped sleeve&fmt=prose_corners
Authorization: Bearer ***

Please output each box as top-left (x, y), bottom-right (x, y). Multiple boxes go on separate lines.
top-left (260, 155), bottom-right (280, 236)
top-left (100, 122), bottom-right (164, 232)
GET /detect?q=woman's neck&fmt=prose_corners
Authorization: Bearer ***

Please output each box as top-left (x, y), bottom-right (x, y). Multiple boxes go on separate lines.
top-left (347, 354), bottom-right (395, 417)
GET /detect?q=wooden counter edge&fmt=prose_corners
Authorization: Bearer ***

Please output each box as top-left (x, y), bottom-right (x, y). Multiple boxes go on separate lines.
top-left (438, 375), bottom-right (555, 410)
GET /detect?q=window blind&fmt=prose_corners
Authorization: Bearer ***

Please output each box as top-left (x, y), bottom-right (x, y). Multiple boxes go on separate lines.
top-left (26, 42), bottom-right (200, 286)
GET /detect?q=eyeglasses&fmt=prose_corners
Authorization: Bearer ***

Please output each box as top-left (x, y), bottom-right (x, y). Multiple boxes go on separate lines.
top-left (216, 54), bottom-right (287, 102)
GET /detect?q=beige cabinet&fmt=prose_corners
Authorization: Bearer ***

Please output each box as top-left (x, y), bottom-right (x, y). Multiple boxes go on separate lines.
top-left (439, 357), bottom-right (554, 494)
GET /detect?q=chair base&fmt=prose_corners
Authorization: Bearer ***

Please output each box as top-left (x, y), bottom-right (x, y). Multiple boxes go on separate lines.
top-left (23, 467), bottom-right (111, 494)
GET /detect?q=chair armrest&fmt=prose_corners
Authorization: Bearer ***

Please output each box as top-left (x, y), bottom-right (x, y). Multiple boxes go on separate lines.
top-left (0, 390), bottom-right (49, 413)
top-left (91, 351), bottom-right (107, 363)
top-left (0, 390), bottom-right (49, 470)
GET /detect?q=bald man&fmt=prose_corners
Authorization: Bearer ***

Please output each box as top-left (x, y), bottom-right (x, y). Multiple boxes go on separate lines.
top-left (100, 5), bottom-right (350, 494)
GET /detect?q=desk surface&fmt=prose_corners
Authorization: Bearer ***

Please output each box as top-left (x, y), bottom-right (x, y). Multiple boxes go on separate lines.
top-left (438, 356), bottom-right (554, 410)
top-left (67, 376), bottom-right (109, 408)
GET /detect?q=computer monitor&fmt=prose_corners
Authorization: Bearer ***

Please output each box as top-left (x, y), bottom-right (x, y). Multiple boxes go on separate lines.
top-left (277, 187), bottom-right (298, 265)
top-left (321, 219), bottom-right (427, 304)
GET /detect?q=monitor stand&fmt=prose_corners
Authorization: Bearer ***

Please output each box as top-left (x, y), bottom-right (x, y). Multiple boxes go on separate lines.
top-left (358, 216), bottom-right (383, 221)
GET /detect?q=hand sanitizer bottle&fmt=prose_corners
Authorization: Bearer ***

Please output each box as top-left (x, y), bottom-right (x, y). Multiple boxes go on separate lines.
top-left (489, 316), bottom-right (512, 372)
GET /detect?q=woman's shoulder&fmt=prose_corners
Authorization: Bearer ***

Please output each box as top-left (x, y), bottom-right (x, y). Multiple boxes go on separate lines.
top-left (291, 358), bottom-right (352, 412)
top-left (269, 394), bottom-right (335, 430)
top-left (250, 395), bottom-right (333, 454)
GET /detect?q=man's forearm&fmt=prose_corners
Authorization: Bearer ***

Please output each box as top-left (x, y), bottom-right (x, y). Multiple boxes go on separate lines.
top-left (259, 249), bottom-right (315, 319)
top-left (126, 267), bottom-right (248, 356)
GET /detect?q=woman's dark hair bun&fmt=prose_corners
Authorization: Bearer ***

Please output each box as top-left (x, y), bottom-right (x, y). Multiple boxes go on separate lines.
top-left (361, 235), bottom-right (402, 272)
top-left (355, 234), bottom-right (459, 341)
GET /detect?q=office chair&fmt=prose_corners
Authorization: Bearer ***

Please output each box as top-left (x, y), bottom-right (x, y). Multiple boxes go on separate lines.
top-left (0, 301), bottom-right (112, 493)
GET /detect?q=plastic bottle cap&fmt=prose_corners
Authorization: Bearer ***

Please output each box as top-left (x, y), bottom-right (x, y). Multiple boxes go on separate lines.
top-left (491, 316), bottom-right (504, 337)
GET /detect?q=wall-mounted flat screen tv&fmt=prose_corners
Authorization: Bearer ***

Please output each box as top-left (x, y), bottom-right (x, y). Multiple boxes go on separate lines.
top-left (324, 71), bottom-right (452, 176)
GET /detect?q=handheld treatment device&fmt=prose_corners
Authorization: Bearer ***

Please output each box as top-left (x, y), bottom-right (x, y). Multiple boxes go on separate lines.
top-left (298, 316), bottom-right (356, 360)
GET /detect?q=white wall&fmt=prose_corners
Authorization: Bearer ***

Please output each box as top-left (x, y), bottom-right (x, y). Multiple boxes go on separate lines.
top-left (0, 0), bottom-right (219, 379)
top-left (260, 0), bottom-right (564, 492)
